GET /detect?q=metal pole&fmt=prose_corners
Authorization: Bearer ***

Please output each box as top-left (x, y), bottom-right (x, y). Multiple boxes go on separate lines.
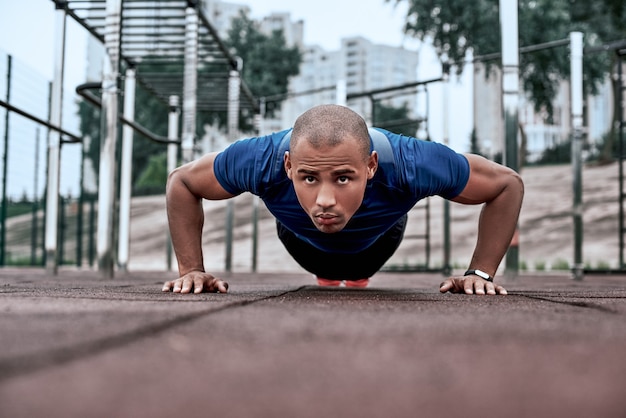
top-left (45, 7), bottom-right (67, 274)
top-left (570, 31), bottom-right (584, 280)
top-left (182, 5), bottom-right (198, 164)
top-left (336, 79), bottom-right (347, 106)
top-left (76, 133), bottom-right (87, 269)
top-left (251, 102), bottom-right (263, 273)
top-left (615, 51), bottom-right (626, 270)
top-left (442, 61), bottom-right (451, 276)
top-left (31, 128), bottom-right (41, 265)
top-left (166, 95), bottom-right (180, 271)
top-left (225, 200), bottom-right (233, 273)
top-left (225, 68), bottom-right (241, 273)
top-left (227, 69), bottom-right (241, 140)
top-left (97, 0), bottom-right (123, 277)
top-left (251, 197), bottom-right (258, 272)
top-left (500, 0), bottom-right (520, 278)
top-left (58, 196), bottom-right (65, 265)
top-left (89, 198), bottom-right (95, 267)
top-left (118, 67), bottom-right (136, 272)
top-left (1, 54), bottom-right (11, 266)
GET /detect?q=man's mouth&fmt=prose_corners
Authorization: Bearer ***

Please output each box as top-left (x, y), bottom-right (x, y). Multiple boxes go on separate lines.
top-left (315, 213), bottom-right (338, 225)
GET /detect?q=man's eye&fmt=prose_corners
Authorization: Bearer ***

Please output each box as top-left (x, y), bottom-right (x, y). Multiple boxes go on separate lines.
top-left (337, 176), bottom-right (350, 184)
top-left (304, 176), bottom-right (316, 183)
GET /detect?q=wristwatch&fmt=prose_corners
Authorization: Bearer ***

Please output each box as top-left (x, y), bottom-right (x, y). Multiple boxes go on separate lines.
top-left (464, 269), bottom-right (493, 282)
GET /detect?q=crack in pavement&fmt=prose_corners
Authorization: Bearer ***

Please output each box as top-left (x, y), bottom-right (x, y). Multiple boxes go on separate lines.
top-left (516, 294), bottom-right (620, 314)
top-left (0, 286), bottom-right (307, 382)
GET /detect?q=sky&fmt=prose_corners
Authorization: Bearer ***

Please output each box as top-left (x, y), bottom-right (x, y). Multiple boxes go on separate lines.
top-left (0, 0), bottom-right (473, 196)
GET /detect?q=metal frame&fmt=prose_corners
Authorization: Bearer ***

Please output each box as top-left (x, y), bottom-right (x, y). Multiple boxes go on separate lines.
top-left (52, 0), bottom-right (257, 112)
top-left (618, 46), bottom-right (626, 270)
top-left (47, 0), bottom-right (259, 277)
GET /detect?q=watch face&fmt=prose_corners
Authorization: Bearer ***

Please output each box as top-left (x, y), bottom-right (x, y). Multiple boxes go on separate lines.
top-left (475, 270), bottom-right (490, 279)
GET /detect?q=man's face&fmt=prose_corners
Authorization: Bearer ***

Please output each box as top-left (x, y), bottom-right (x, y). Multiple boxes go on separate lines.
top-left (284, 134), bottom-right (378, 233)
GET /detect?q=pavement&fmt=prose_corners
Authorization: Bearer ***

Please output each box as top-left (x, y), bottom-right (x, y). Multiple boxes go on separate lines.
top-left (1, 268), bottom-right (625, 418)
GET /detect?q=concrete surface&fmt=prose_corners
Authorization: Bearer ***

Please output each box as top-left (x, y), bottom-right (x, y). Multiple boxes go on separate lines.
top-left (1, 268), bottom-right (625, 418)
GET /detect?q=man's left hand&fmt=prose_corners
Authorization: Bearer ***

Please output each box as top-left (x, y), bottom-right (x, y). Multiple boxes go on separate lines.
top-left (439, 275), bottom-right (507, 295)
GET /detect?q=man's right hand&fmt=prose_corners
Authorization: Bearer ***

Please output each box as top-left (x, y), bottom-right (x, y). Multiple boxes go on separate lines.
top-left (162, 270), bottom-right (229, 294)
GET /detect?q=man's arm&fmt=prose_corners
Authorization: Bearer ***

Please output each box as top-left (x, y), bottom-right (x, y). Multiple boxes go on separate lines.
top-left (162, 152), bottom-right (235, 294)
top-left (439, 154), bottom-right (524, 295)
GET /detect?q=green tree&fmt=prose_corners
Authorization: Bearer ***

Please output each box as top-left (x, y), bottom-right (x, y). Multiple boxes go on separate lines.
top-left (226, 12), bottom-right (302, 117)
top-left (130, 70), bottom-right (172, 189)
top-left (389, 0), bottom-right (625, 159)
top-left (134, 153), bottom-right (168, 195)
top-left (373, 102), bottom-right (420, 137)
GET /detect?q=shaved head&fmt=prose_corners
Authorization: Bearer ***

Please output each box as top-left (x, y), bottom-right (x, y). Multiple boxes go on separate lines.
top-left (290, 104), bottom-right (371, 160)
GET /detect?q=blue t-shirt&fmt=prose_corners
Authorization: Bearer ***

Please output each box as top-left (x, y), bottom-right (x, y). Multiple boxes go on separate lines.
top-left (213, 127), bottom-right (469, 254)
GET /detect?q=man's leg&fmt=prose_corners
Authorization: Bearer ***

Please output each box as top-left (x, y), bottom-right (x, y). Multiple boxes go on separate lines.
top-left (276, 215), bottom-right (407, 283)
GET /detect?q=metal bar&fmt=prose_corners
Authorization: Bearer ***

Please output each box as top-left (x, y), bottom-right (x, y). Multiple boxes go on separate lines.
top-left (227, 68), bottom-right (241, 140)
top-left (32, 128), bottom-right (41, 265)
top-left (619, 51), bottom-right (625, 269)
top-left (570, 32), bottom-right (584, 280)
top-left (96, 0), bottom-right (123, 277)
top-left (442, 66), bottom-right (451, 276)
top-left (252, 197), bottom-right (258, 272)
top-left (117, 68), bottom-right (136, 272)
top-left (0, 55), bottom-right (11, 266)
top-left (473, 37), bottom-right (570, 63)
top-left (0, 99), bottom-right (81, 143)
top-left (75, 82), bottom-right (180, 144)
top-left (56, 2), bottom-right (105, 44)
top-left (57, 196), bottom-right (65, 265)
top-left (224, 68), bottom-right (241, 273)
top-left (225, 200), bottom-right (233, 273)
top-left (45, 7), bottom-right (67, 275)
top-left (196, 6), bottom-right (239, 71)
top-left (500, 0), bottom-right (520, 278)
top-left (76, 133), bottom-right (86, 268)
top-left (196, 8), bottom-right (258, 110)
top-left (166, 95), bottom-right (180, 271)
top-left (181, 4), bottom-right (198, 164)
top-left (347, 76), bottom-right (444, 100)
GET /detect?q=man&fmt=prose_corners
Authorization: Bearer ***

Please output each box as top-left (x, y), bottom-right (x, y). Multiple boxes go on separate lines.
top-left (163, 104), bottom-right (523, 295)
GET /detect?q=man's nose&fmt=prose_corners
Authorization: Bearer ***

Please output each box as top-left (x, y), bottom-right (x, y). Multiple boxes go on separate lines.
top-left (316, 183), bottom-right (336, 208)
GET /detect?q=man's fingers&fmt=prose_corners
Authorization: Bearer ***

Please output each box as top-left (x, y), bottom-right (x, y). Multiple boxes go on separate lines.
top-left (193, 278), bottom-right (206, 294)
top-left (440, 277), bottom-right (506, 296)
top-left (440, 278), bottom-right (465, 294)
top-left (439, 280), bottom-right (452, 293)
top-left (180, 280), bottom-right (194, 294)
top-left (216, 280), bottom-right (229, 293)
top-left (474, 283), bottom-right (485, 295)
top-left (163, 274), bottom-right (228, 295)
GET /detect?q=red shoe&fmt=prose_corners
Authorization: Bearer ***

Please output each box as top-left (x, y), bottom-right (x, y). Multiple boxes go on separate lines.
top-left (316, 277), bottom-right (370, 288)
top-left (345, 278), bottom-right (369, 288)
top-left (316, 277), bottom-right (342, 287)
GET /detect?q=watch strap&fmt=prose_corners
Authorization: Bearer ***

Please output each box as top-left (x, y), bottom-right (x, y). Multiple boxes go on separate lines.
top-left (464, 269), bottom-right (493, 282)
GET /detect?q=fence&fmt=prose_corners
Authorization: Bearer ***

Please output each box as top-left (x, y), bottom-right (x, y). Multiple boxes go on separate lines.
top-left (0, 51), bottom-right (83, 266)
top-left (1, 44), bottom-right (625, 275)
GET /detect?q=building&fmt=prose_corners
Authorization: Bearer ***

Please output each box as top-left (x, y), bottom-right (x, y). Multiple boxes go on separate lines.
top-left (473, 61), bottom-right (613, 163)
top-left (259, 12), bottom-right (304, 49)
top-left (201, 0), bottom-right (250, 39)
top-left (278, 35), bottom-right (420, 131)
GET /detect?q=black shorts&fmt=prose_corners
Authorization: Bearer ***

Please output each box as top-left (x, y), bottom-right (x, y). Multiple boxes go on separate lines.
top-left (276, 215), bottom-right (407, 280)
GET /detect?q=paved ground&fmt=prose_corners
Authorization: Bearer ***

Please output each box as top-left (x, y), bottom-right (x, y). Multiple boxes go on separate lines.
top-left (1, 268), bottom-right (625, 418)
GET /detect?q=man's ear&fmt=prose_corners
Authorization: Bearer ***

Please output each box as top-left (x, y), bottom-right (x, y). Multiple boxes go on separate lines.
top-left (367, 151), bottom-right (378, 180)
top-left (284, 151), bottom-right (293, 179)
